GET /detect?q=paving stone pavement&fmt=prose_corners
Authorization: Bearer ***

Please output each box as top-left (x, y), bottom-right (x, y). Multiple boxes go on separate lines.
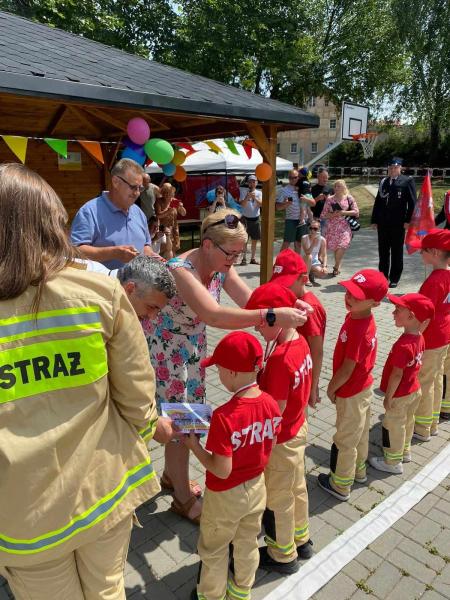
top-left (1, 229), bottom-right (449, 600)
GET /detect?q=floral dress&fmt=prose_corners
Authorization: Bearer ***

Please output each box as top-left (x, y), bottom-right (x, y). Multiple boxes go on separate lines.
top-left (146, 257), bottom-right (225, 409)
top-left (322, 194), bottom-right (359, 251)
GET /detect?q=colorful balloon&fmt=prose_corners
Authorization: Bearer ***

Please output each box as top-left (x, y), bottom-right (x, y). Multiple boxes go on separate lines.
top-left (123, 136), bottom-right (145, 153)
top-left (144, 138), bottom-right (174, 165)
top-left (255, 162), bottom-right (273, 182)
top-left (162, 162), bottom-right (177, 176)
top-left (127, 118), bottom-right (150, 145)
top-left (174, 165), bottom-right (187, 182)
top-left (172, 149), bottom-right (186, 166)
top-left (121, 147), bottom-right (146, 165)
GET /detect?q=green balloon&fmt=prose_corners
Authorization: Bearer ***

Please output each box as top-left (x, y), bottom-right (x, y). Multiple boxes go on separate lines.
top-left (144, 138), bottom-right (174, 165)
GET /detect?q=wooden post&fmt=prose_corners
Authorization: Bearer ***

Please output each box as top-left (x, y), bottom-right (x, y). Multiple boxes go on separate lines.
top-left (247, 123), bottom-right (278, 283)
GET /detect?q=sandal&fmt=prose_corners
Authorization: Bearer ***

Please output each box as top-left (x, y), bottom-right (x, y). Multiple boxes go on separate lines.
top-left (170, 495), bottom-right (202, 525)
top-left (250, 258), bottom-right (259, 265)
top-left (332, 267), bottom-right (341, 276)
top-left (160, 472), bottom-right (202, 498)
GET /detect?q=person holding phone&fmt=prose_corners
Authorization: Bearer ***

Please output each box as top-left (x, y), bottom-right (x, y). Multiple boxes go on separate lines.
top-left (311, 168), bottom-right (332, 235)
top-left (321, 179), bottom-right (359, 276)
top-left (209, 185), bottom-right (227, 213)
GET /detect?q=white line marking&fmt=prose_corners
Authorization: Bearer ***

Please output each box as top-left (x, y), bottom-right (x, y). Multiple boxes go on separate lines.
top-left (264, 443), bottom-right (450, 600)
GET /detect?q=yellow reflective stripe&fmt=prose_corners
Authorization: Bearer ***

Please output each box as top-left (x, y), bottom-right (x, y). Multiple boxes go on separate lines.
top-left (227, 579), bottom-right (250, 599)
top-left (415, 415), bottom-right (433, 424)
top-left (0, 333), bottom-right (107, 404)
top-left (0, 306), bottom-right (101, 345)
top-left (330, 472), bottom-right (353, 486)
top-left (0, 459), bottom-right (154, 554)
top-left (265, 534), bottom-right (295, 554)
top-left (139, 418), bottom-right (158, 442)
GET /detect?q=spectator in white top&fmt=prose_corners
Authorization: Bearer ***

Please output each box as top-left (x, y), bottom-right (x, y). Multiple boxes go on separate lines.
top-left (148, 215), bottom-right (168, 256)
top-left (301, 218), bottom-right (328, 285)
top-left (238, 174), bottom-right (262, 265)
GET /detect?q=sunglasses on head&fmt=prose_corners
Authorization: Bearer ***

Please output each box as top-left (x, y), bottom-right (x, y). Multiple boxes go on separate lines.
top-left (203, 214), bottom-right (244, 234)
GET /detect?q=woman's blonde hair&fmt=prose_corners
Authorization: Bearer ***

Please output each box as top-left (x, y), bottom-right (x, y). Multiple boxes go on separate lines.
top-left (0, 163), bottom-right (76, 303)
top-left (160, 182), bottom-right (173, 196)
top-left (201, 209), bottom-right (248, 246)
top-left (333, 179), bottom-right (349, 195)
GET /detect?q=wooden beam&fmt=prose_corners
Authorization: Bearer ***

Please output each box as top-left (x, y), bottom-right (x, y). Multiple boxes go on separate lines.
top-left (84, 107), bottom-right (127, 132)
top-left (139, 112), bottom-right (171, 131)
top-left (67, 105), bottom-right (103, 136)
top-left (246, 123), bottom-right (277, 283)
top-left (46, 104), bottom-right (67, 136)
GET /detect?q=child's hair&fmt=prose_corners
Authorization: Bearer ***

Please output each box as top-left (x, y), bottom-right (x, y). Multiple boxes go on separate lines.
top-left (310, 218), bottom-right (321, 228)
top-left (148, 215), bottom-right (159, 227)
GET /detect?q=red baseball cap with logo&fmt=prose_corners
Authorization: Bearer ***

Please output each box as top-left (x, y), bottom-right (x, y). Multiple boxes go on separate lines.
top-left (339, 269), bottom-right (388, 302)
top-left (245, 281), bottom-right (298, 310)
top-left (388, 293), bottom-right (435, 323)
top-left (409, 229), bottom-right (450, 251)
top-left (201, 331), bottom-right (263, 372)
top-left (270, 249), bottom-right (308, 286)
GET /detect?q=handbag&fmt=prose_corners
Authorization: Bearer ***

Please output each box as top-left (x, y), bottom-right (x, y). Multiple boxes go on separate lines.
top-left (344, 196), bottom-right (360, 231)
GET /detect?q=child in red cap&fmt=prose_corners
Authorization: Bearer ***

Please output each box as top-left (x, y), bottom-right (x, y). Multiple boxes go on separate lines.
top-left (318, 268), bottom-right (388, 501)
top-left (271, 248), bottom-right (326, 408)
top-left (410, 230), bottom-right (450, 436)
top-left (184, 331), bottom-right (281, 600)
top-left (369, 293), bottom-right (434, 474)
top-left (245, 282), bottom-right (313, 574)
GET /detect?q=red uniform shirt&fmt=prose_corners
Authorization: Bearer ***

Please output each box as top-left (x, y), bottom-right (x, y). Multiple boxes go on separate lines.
top-left (298, 291), bottom-right (327, 339)
top-left (333, 313), bottom-right (377, 398)
top-left (205, 390), bottom-right (281, 492)
top-left (258, 337), bottom-right (312, 444)
top-left (419, 269), bottom-right (450, 349)
top-left (380, 333), bottom-right (425, 397)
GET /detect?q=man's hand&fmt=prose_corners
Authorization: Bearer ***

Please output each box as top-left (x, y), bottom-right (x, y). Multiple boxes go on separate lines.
top-left (114, 245), bottom-right (140, 263)
top-left (153, 416), bottom-right (182, 444)
top-left (327, 384), bottom-right (336, 404)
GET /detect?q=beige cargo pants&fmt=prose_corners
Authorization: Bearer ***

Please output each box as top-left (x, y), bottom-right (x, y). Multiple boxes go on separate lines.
top-left (415, 346), bottom-right (448, 436)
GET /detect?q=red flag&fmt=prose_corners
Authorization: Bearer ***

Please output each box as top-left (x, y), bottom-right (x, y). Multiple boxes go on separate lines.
top-left (242, 141), bottom-right (253, 159)
top-left (176, 142), bottom-right (196, 156)
top-left (405, 172), bottom-right (435, 254)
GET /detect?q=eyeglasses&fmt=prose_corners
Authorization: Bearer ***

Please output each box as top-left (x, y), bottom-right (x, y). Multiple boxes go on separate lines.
top-left (309, 227), bottom-right (319, 231)
top-left (214, 243), bottom-right (242, 261)
top-left (203, 214), bottom-right (244, 234)
top-left (288, 176), bottom-right (299, 180)
top-left (116, 175), bottom-right (144, 193)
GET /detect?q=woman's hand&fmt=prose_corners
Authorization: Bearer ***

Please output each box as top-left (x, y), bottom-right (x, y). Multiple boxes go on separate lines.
top-left (275, 306), bottom-right (309, 328)
top-left (295, 298), bottom-right (314, 313)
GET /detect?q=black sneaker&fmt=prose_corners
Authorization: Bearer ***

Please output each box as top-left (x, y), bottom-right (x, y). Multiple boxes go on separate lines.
top-left (389, 282), bottom-right (398, 288)
top-left (317, 473), bottom-right (349, 502)
top-left (297, 539), bottom-right (314, 560)
top-left (259, 546), bottom-right (300, 574)
top-left (440, 412), bottom-right (450, 421)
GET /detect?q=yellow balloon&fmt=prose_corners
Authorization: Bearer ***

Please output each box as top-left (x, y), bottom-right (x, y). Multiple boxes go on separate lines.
top-left (172, 149), bottom-right (186, 166)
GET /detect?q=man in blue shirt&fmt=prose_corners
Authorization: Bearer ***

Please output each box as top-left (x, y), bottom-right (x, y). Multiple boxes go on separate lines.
top-left (71, 158), bottom-right (157, 269)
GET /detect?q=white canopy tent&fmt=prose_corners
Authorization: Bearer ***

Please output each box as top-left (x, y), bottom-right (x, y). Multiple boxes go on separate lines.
top-left (146, 138), bottom-right (293, 174)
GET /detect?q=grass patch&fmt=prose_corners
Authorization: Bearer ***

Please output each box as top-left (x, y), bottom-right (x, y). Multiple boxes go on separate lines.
top-left (425, 541), bottom-right (440, 556)
top-left (400, 568), bottom-right (410, 576)
top-left (356, 580), bottom-right (374, 594)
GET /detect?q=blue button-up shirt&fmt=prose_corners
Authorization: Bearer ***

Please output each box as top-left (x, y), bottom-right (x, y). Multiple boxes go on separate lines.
top-left (70, 192), bottom-right (151, 269)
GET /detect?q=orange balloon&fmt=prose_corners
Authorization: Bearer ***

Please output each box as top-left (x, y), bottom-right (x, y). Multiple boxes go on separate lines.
top-left (172, 149), bottom-right (186, 166)
top-left (174, 165), bottom-right (187, 182)
top-left (255, 162), bottom-right (273, 181)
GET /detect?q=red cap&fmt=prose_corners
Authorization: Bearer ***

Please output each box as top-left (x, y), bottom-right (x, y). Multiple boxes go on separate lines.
top-left (245, 282), bottom-right (297, 310)
top-left (388, 293), bottom-right (435, 323)
top-left (339, 269), bottom-right (388, 302)
top-left (409, 229), bottom-right (450, 251)
top-left (270, 249), bottom-right (307, 286)
top-left (201, 331), bottom-right (263, 372)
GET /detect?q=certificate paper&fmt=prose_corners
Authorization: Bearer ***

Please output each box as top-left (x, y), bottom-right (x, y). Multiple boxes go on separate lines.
top-left (160, 403), bottom-right (212, 434)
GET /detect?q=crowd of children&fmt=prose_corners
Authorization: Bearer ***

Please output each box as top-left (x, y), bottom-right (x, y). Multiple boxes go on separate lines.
top-left (188, 229), bottom-right (449, 600)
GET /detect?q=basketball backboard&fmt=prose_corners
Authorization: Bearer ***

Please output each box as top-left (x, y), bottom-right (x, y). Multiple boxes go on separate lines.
top-left (341, 102), bottom-right (369, 141)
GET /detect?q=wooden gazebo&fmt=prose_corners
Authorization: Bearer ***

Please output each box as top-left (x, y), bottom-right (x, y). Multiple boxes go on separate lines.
top-left (0, 11), bottom-right (319, 281)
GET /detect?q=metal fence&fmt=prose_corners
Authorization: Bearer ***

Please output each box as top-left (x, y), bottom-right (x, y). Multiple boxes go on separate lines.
top-left (326, 166), bottom-right (450, 181)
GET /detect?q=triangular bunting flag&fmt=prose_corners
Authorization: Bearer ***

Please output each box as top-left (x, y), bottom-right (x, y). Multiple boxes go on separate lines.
top-left (78, 140), bottom-right (104, 164)
top-left (44, 138), bottom-right (68, 158)
top-left (205, 140), bottom-right (222, 154)
top-left (224, 139), bottom-right (239, 155)
top-left (176, 142), bottom-right (196, 156)
top-left (244, 139), bottom-right (258, 149)
top-left (1, 135), bottom-right (28, 163)
top-left (242, 143), bottom-right (253, 159)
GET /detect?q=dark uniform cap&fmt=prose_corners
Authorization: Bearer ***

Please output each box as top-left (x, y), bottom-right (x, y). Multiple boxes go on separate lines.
top-left (388, 157), bottom-right (403, 166)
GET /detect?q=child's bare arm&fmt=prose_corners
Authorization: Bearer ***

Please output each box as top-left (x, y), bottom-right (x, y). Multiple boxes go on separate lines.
top-left (327, 358), bottom-right (356, 403)
top-left (383, 366), bottom-right (403, 410)
top-left (183, 433), bottom-right (232, 479)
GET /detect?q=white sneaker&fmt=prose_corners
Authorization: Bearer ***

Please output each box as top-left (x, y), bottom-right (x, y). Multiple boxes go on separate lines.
top-left (369, 456), bottom-right (403, 474)
top-left (413, 432), bottom-right (431, 442)
top-left (402, 453), bottom-right (411, 463)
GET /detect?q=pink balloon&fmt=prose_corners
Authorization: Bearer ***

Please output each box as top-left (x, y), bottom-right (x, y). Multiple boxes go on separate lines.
top-left (127, 118), bottom-right (150, 145)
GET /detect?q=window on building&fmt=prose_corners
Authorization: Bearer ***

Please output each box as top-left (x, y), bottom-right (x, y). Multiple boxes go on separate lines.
top-left (311, 142), bottom-right (318, 154)
top-left (330, 118), bottom-right (337, 129)
top-left (277, 143), bottom-right (280, 154)
top-left (308, 96), bottom-right (316, 107)
top-left (290, 143), bottom-right (298, 153)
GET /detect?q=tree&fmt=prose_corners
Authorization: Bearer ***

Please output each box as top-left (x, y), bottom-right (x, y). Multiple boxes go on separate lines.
top-left (0, 0), bottom-right (177, 58)
top-left (392, 0), bottom-right (450, 161)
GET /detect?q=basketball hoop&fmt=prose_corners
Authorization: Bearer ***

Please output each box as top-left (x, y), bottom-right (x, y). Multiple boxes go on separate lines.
top-left (351, 132), bottom-right (378, 159)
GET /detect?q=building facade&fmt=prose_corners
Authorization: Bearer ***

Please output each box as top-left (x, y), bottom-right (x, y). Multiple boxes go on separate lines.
top-left (277, 96), bottom-right (340, 166)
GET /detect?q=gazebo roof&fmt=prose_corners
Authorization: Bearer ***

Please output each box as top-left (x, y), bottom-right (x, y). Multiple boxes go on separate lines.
top-left (0, 11), bottom-right (319, 141)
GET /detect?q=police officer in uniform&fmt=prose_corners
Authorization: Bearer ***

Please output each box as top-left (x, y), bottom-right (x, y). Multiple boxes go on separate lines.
top-left (371, 157), bottom-right (416, 287)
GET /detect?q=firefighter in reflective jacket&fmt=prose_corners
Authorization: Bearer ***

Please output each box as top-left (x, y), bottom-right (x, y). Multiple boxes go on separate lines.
top-left (0, 163), bottom-right (169, 600)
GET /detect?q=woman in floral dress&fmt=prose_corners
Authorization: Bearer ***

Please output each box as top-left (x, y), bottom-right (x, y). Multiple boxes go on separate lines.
top-left (148, 209), bottom-right (309, 523)
top-left (321, 179), bottom-right (359, 276)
